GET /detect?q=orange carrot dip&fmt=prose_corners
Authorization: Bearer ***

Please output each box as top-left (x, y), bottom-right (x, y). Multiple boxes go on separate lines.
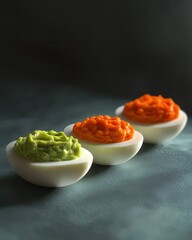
top-left (122, 94), bottom-right (180, 124)
top-left (72, 115), bottom-right (135, 143)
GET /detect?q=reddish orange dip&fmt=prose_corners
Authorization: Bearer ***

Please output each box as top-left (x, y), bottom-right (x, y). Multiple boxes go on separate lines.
top-left (73, 115), bottom-right (135, 143)
top-left (122, 94), bottom-right (180, 124)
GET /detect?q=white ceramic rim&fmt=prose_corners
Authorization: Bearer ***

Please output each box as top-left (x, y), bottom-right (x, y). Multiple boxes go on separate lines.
top-left (115, 105), bottom-right (188, 128)
top-left (6, 141), bottom-right (93, 166)
top-left (64, 124), bottom-right (143, 148)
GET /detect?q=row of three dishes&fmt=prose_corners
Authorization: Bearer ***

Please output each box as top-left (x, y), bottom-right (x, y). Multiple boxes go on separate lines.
top-left (6, 94), bottom-right (188, 187)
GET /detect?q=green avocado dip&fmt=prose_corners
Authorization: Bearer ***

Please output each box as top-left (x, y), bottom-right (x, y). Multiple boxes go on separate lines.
top-left (14, 130), bottom-right (82, 162)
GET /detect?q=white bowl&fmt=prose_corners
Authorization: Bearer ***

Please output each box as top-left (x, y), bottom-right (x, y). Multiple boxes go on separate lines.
top-left (6, 141), bottom-right (93, 187)
top-left (115, 106), bottom-right (188, 144)
top-left (64, 124), bottom-right (143, 165)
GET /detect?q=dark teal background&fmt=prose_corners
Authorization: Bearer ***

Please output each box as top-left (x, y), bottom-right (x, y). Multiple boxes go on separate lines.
top-left (1, 1), bottom-right (192, 239)
top-left (0, 81), bottom-right (192, 240)
top-left (1, 0), bottom-right (192, 113)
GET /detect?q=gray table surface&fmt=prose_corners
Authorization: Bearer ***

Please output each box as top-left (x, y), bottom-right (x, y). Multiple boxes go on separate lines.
top-left (1, 80), bottom-right (192, 240)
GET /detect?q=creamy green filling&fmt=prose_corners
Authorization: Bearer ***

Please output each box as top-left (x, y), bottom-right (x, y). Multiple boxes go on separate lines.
top-left (14, 130), bottom-right (82, 162)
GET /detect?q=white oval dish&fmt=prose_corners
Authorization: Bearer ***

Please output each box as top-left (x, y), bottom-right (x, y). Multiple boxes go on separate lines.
top-left (64, 124), bottom-right (143, 165)
top-left (115, 106), bottom-right (188, 144)
top-left (6, 141), bottom-right (93, 187)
